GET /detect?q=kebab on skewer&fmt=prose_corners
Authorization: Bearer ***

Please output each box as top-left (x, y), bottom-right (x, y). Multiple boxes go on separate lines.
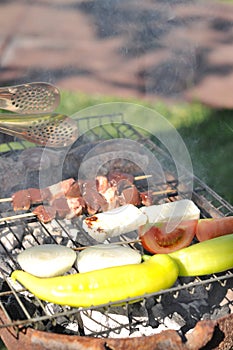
top-left (1, 172), bottom-right (157, 222)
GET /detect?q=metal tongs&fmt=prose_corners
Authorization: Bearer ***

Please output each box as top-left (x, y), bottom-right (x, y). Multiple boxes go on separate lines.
top-left (0, 82), bottom-right (60, 114)
top-left (0, 113), bottom-right (79, 148)
top-left (0, 82), bottom-right (78, 148)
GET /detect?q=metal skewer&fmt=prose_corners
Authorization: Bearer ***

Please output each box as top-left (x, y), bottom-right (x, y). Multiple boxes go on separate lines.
top-left (0, 82), bottom-right (60, 114)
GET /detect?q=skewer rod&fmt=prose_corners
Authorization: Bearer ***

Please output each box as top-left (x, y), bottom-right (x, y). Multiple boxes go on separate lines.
top-left (0, 197), bottom-right (12, 203)
top-left (0, 212), bottom-right (35, 223)
top-left (152, 189), bottom-right (177, 196)
top-left (73, 239), bottom-right (141, 251)
top-left (134, 175), bottom-right (152, 181)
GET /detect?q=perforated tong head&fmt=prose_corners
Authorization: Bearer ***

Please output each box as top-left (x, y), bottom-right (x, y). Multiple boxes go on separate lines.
top-left (0, 113), bottom-right (78, 148)
top-left (0, 82), bottom-right (60, 114)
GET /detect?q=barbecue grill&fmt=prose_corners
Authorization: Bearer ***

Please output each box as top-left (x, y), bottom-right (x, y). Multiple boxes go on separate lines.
top-left (0, 112), bottom-right (232, 350)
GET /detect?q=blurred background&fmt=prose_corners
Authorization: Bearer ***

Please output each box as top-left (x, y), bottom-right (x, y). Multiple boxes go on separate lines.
top-left (0, 0), bottom-right (232, 205)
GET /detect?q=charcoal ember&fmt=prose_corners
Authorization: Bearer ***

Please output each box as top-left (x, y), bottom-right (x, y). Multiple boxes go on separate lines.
top-left (2, 294), bottom-right (37, 320)
top-left (206, 277), bottom-right (233, 306)
top-left (18, 147), bottom-right (61, 171)
top-left (203, 305), bottom-right (230, 321)
top-left (62, 141), bottom-right (103, 179)
top-left (45, 303), bottom-right (83, 335)
top-left (79, 309), bottom-right (154, 338)
top-left (149, 284), bottom-right (210, 334)
top-left (59, 220), bottom-right (79, 242)
top-left (0, 224), bottom-right (25, 253)
top-left (20, 227), bottom-right (45, 249)
top-left (145, 298), bottom-right (160, 328)
top-left (0, 279), bottom-right (11, 299)
top-left (161, 281), bottom-right (209, 305)
top-left (0, 157), bottom-right (26, 195)
top-left (18, 221), bottom-right (64, 249)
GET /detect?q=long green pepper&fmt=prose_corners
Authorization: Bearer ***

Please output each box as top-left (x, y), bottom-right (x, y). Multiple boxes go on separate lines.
top-left (11, 254), bottom-right (178, 307)
top-left (169, 233), bottom-right (233, 276)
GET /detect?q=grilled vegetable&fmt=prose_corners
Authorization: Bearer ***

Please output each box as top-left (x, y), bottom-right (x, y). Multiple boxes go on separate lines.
top-left (196, 216), bottom-right (233, 242)
top-left (169, 234), bottom-right (233, 276)
top-left (11, 254), bottom-right (178, 307)
top-left (83, 204), bottom-right (147, 242)
top-left (76, 244), bottom-right (141, 273)
top-left (17, 244), bottom-right (77, 277)
top-left (139, 200), bottom-right (200, 253)
top-left (139, 220), bottom-right (198, 254)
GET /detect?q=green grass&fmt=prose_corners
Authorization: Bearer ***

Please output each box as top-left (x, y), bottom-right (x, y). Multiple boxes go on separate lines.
top-left (56, 90), bottom-right (233, 205)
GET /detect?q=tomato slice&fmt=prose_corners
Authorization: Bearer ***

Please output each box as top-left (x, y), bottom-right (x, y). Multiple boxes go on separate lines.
top-left (196, 217), bottom-right (233, 242)
top-left (139, 219), bottom-right (197, 254)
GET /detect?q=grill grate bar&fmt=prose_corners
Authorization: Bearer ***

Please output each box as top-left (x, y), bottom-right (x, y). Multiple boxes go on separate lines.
top-left (0, 267), bottom-right (232, 330)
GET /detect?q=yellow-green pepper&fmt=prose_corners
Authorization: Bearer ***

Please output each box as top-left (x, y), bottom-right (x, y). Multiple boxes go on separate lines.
top-left (11, 254), bottom-right (178, 307)
top-left (169, 233), bottom-right (233, 276)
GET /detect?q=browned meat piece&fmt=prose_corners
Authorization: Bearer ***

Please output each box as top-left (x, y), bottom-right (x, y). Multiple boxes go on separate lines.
top-left (40, 187), bottom-right (52, 202)
top-left (51, 197), bottom-right (71, 219)
top-left (82, 182), bottom-right (109, 215)
top-left (116, 179), bottom-right (134, 194)
top-left (27, 188), bottom-right (44, 204)
top-left (12, 190), bottom-right (31, 211)
top-left (44, 178), bottom-right (76, 201)
top-left (96, 175), bottom-right (109, 193)
top-left (33, 205), bottom-right (56, 223)
top-left (108, 171), bottom-right (134, 185)
top-left (79, 178), bottom-right (109, 193)
top-left (114, 178), bottom-right (141, 206)
top-left (119, 185), bottom-right (141, 206)
top-left (61, 178), bottom-right (76, 195)
top-left (66, 197), bottom-right (86, 218)
top-left (101, 185), bottom-right (119, 210)
top-left (140, 191), bottom-right (153, 206)
top-left (65, 181), bottom-right (82, 198)
top-left (78, 179), bottom-right (96, 193)
top-left (49, 196), bottom-right (85, 220)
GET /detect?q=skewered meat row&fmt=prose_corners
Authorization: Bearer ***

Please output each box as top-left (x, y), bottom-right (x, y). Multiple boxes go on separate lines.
top-left (10, 172), bottom-right (154, 223)
top-left (11, 178), bottom-right (76, 211)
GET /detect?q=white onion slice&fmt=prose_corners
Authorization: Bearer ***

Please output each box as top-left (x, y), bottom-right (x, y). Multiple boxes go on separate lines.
top-left (17, 244), bottom-right (76, 277)
top-left (76, 244), bottom-right (142, 273)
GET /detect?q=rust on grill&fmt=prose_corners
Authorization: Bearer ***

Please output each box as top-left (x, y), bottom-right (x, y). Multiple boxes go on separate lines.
top-left (0, 310), bottom-right (232, 350)
top-left (0, 113), bottom-right (233, 350)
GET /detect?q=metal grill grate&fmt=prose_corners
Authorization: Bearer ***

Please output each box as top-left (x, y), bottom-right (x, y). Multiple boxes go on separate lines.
top-left (0, 113), bottom-right (232, 339)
